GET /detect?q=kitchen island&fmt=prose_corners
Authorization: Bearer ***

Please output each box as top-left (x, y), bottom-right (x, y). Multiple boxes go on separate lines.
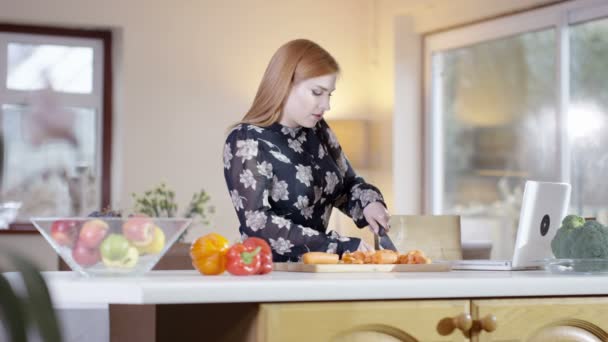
top-left (38, 269), bottom-right (608, 305)
top-left (9, 270), bottom-right (608, 341)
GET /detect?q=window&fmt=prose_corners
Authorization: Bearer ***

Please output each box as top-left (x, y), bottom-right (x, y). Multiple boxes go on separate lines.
top-left (0, 24), bottom-right (112, 228)
top-left (424, 0), bottom-right (608, 256)
top-left (569, 16), bottom-right (608, 215)
top-left (435, 28), bottom-right (558, 212)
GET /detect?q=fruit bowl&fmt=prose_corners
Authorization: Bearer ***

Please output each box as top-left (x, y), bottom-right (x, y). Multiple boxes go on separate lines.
top-left (0, 201), bottom-right (22, 229)
top-left (31, 217), bottom-right (191, 277)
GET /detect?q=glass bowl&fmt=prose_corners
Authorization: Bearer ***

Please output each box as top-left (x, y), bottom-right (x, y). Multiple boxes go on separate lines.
top-left (545, 258), bottom-right (608, 275)
top-left (0, 202), bottom-right (22, 229)
top-left (31, 217), bottom-right (191, 277)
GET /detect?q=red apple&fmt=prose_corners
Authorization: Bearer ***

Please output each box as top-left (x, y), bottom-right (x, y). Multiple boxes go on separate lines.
top-left (72, 242), bottom-right (101, 267)
top-left (122, 216), bottom-right (155, 247)
top-left (50, 220), bottom-right (79, 247)
top-left (79, 219), bottom-right (109, 249)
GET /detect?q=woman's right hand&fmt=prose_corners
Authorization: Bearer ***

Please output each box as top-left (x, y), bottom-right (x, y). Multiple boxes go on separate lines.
top-left (357, 239), bottom-right (374, 252)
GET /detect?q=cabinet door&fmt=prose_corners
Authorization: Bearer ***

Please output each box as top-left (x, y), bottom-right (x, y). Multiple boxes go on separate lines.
top-left (472, 297), bottom-right (608, 341)
top-left (258, 300), bottom-right (470, 342)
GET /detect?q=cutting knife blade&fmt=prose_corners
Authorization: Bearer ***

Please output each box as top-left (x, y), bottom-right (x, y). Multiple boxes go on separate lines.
top-left (374, 225), bottom-right (397, 251)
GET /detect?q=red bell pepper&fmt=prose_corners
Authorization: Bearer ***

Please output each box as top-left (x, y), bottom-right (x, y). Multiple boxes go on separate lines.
top-left (243, 237), bottom-right (273, 275)
top-left (226, 243), bottom-right (262, 276)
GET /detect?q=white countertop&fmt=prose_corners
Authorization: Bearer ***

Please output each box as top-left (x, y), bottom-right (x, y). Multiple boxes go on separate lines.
top-left (7, 270), bottom-right (608, 307)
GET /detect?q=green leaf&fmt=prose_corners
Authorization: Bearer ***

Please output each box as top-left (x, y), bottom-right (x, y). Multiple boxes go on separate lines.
top-left (0, 274), bottom-right (27, 342)
top-left (10, 253), bottom-right (63, 342)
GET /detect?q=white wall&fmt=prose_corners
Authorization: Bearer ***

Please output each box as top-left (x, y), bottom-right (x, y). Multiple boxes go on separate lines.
top-left (412, 0), bottom-right (561, 33)
top-left (1, 0), bottom-right (377, 245)
top-left (0, 0), bottom-right (563, 266)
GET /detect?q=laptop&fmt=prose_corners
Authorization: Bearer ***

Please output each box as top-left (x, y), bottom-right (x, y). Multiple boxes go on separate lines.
top-left (451, 180), bottom-right (571, 271)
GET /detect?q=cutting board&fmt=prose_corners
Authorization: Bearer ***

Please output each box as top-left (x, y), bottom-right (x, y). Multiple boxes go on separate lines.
top-left (273, 262), bottom-right (451, 273)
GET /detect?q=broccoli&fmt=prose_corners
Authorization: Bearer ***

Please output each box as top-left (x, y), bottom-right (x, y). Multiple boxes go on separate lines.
top-left (551, 216), bottom-right (608, 259)
top-left (562, 215), bottom-right (585, 230)
top-left (551, 215), bottom-right (586, 258)
top-left (569, 220), bottom-right (608, 259)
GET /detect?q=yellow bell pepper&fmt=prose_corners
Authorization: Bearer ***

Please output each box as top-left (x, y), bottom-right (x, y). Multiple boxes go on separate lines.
top-left (190, 233), bottom-right (230, 275)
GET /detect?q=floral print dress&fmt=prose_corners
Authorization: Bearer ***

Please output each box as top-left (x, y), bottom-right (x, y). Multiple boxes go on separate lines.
top-left (223, 119), bottom-right (385, 262)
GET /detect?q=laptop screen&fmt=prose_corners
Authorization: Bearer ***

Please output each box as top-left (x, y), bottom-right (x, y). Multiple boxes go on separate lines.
top-left (511, 181), bottom-right (571, 268)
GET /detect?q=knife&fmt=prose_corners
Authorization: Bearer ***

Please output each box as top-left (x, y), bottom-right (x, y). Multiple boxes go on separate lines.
top-left (374, 224), bottom-right (397, 251)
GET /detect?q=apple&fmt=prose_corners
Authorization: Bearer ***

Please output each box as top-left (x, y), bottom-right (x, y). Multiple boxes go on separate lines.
top-left (72, 242), bottom-right (101, 267)
top-left (102, 246), bottom-right (139, 269)
top-left (121, 246), bottom-right (139, 268)
top-left (79, 219), bottom-right (109, 249)
top-left (50, 220), bottom-right (79, 247)
top-left (122, 217), bottom-right (155, 247)
top-left (100, 234), bottom-right (130, 260)
top-left (100, 234), bottom-right (139, 269)
top-left (136, 226), bottom-right (166, 255)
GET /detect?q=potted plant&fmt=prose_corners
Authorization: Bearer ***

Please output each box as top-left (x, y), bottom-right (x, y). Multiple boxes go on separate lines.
top-left (131, 183), bottom-right (215, 270)
top-left (131, 182), bottom-right (214, 239)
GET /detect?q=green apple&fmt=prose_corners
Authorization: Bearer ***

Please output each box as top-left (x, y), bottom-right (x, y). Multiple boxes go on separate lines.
top-left (121, 247), bottom-right (139, 268)
top-left (100, 234), bottom-right (130, 260)
top-left (100, 234), bottom-right (139, 269)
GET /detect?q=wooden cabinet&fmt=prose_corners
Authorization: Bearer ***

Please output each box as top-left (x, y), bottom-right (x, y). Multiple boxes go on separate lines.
top-left (257, 300), bottom-right (470, 342)
top-left (472, 297), bottom-right (608, 341)
top-left (109, 297), bottom-right (608, 342)
top-left (254, 297), bottom-right (608, 342)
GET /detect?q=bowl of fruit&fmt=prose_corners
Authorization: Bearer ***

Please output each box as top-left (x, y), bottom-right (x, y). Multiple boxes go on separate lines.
top-left (31, 213), bottom-right (191, 277)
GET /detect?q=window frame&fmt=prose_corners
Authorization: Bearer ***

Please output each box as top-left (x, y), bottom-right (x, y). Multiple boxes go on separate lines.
top-left (0, 23), bottom-right (112, 232)
top-left (422, 0), bottom-right (608, 214)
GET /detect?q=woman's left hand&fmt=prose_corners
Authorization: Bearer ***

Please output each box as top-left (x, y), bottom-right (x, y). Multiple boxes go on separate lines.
top-left (363, 202), bottom-right (390, 235)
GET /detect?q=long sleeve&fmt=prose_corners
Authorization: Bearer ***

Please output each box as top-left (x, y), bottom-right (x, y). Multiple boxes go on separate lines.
top-left (319, 120), bottom-right (386, 228)
top-left (224, 125), bottom-right (361, 261)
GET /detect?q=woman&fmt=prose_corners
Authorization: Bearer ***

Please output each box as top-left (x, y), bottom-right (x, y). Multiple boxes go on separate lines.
top-left (223, 39), bottom-right (390, 262)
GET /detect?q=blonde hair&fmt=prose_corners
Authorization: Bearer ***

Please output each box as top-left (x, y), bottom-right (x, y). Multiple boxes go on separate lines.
top-left (240, 39), bottom-right (340, 127)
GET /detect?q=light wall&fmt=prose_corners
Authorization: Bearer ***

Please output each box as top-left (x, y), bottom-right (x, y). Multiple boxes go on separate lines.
top-left (0, 0), bottom-right (561, 268)
top-left (1, 0), bottom-right (377, 245)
